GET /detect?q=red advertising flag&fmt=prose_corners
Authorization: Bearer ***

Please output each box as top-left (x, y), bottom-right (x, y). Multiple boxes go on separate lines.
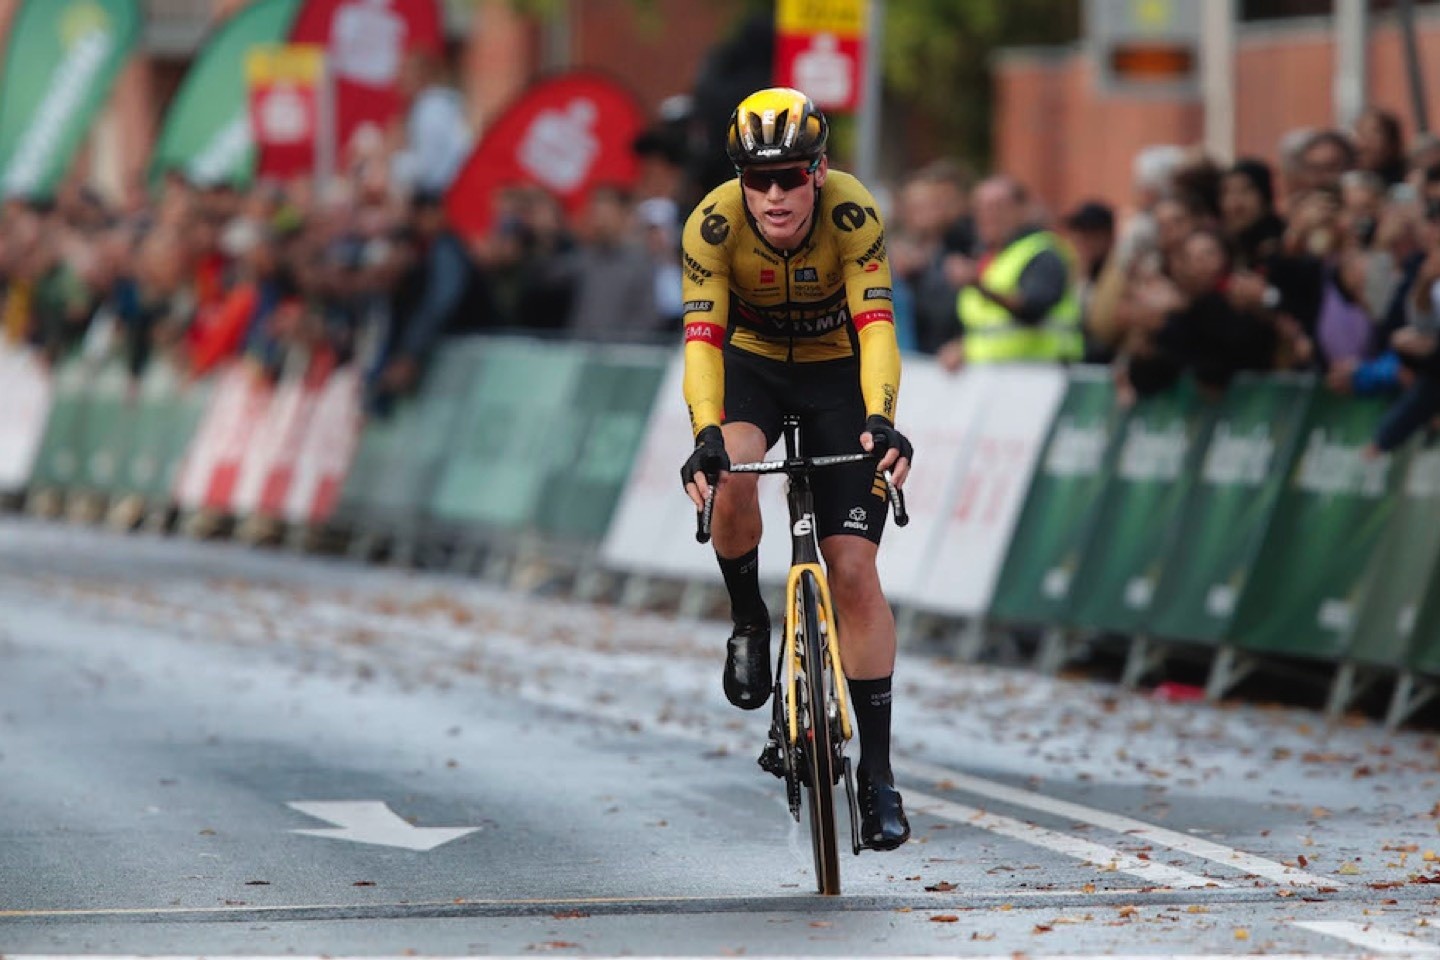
top-left (247, 44), bottom-right (326, 181)
top-left (280, 0), bottom-right (443, 162)
top-left (445, 71), bottom-right (646, 242)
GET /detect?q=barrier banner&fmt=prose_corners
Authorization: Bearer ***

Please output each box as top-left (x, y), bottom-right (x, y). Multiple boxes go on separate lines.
top-left (536, 346), bottom-right (668, 544)
top-left (986, 367), bottom-right (1123, 626)
top-left (427, 338), bottom-right (589, 535)
top-left (230, 372), bottom-right (318, 518)
top-left (174, 364), bottom-right (274, 513)
top-left (333, 338), bottom-right (482, 529)
top-left (148, 0), bottom-right (303, 188)
top-left (601, 351), bottom-right (718, 579)
top-left (0, 343), bottom-right (53, 493)
top-left (1402, 563), bottom-right (1440, 677)
top-left (917, 364), bottom-right (1066, 616)
top-left (1342, 442), bottom-right (1440, 668)
top-left (1225, 390), bottom-right (1398, 659)
top-left (1145, 375), bottom-right (1313, 643)
top-left (1066, 379), bottom-right (1213, 633)
top-left (284, 364), bottom-right (361, 525)
top-left (73, 362), bottom-right (139, 495)
top-left (28, 358), bottom-right (93, 491)
top-left (874, 361), bottom-right (986, 604)
top-left (114, 361), bottom-right (213, 504)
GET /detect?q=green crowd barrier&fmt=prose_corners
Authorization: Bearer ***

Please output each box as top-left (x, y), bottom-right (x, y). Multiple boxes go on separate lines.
top-left (533, 345), bottom-right (668, 544)
top-left (1066, 379), bottom-right (1212, 634)
top-left (1403, 561), bottom-right (1440, 678)
top-left (73, 362), bottom-right (140, 497)
top-left (1224, 389), bottom-right (1397, 660)
top-left (1144, 375), bottom-right (1315, 644)
top-left (335, 337), bottom-right (486, 532)
top-left (427, 337), bottom-right (591, 537)
top-left (1341, 443), bottom-right (1440, 671)
top-left (28, 358), bottom-right (99, 493)
top-left (987, 367), bottom-right (1124, 627)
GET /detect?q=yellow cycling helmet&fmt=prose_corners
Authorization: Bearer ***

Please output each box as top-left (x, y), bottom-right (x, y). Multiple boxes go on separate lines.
top-left (725, 87), bottom-right (828, 169)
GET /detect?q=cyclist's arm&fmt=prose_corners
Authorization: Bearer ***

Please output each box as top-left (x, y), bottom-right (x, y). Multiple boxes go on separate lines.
top-left (840, 197), bottom-right (902, 423)
top-left (679, 199), bottom-right (735, 436)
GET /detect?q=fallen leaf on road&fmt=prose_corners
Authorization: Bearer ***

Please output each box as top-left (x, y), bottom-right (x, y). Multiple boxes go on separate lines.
top-left (352, 881), bottom-right (376, 887)
top-left (1338, 863), bottom-right (1361, 875)
top-left (1234, 928), bottom-right (1250, 941)
top-left (1032, 925), bottom-right (1053, 934)
top-left (930, 915), bottom-right (960, 923)
top-left (925, 881), bottom-right (958, 892)
top-left (971, 932), bottom-right (996, 941)
top-left (552, 910), bottom-right (589, 919)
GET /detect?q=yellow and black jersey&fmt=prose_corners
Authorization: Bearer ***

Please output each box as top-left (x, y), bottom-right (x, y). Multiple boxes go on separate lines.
top-left (679, 169), bottom-right (901, 437)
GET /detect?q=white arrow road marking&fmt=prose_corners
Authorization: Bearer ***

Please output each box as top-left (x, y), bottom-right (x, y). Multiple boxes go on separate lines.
top-left (1294, 921), bottom-right (1440, 955)
top-left (897, 758), bottom-right (1341, 887)
top-left (287, 801), bottom-right (479, 851)
top-left (907, 790), bottom-right (1225, 889)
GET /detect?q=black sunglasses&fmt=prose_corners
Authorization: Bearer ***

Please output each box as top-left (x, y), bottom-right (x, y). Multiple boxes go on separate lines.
top-left (740, 164), bottom-right (815, 192)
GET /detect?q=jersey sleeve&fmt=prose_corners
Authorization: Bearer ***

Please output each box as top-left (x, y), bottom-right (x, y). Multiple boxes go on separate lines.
top-left (679, 192), bottom-right (736, 437)
top-left (836, 183), bottom-right (902, 423)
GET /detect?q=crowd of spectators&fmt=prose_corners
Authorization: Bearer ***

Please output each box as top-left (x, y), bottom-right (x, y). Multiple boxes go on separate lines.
top-left (884, 106), bottom-right (1440, 457)
top-left (0, 52), bottom-right (687, 420)
top-left (5, 47), bottom-right (1440, 459)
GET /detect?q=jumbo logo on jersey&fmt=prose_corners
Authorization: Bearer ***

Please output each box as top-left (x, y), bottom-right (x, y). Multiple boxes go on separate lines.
top-left (700, 203), bottom-right (730, 245)
top-left (795, 267), bottom-right (818, 282)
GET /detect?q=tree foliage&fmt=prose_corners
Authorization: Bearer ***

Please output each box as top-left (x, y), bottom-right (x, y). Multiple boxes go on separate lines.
top-left (883, 0), bottom-right (1080, 168)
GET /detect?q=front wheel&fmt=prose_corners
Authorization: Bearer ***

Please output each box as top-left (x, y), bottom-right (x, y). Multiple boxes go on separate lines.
top-left (796, 570), bottom-right (841, 895)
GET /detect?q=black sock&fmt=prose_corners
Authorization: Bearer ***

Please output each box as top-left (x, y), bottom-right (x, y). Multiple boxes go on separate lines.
top-left (848, 676), bottom-right (893, 779)
top-left (717, 548), bottom-right (768, 626)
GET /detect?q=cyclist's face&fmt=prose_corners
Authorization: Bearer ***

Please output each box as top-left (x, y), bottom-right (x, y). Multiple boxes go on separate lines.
top-left (741, 157), bottom-right (827, 250)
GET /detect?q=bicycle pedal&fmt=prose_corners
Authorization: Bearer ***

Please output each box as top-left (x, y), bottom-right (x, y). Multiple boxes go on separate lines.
top-left (757, 739), bottom-right (786, 779)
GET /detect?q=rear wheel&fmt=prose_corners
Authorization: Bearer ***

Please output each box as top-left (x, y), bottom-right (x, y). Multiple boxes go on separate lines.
top-left (796, 570), bottom-right (840, 895)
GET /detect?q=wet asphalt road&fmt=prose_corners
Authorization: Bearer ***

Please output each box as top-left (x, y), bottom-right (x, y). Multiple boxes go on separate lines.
top-left (2, 518), bottom-right (1440, 957)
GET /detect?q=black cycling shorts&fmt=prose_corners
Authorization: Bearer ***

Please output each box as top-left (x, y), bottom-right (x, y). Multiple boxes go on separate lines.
top-left (723, 348), bottom-right (888, 545)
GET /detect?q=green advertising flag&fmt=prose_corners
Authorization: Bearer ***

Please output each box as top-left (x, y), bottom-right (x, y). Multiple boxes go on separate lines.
top-left (1066, 379), bottom-right (1213, 634)
top-left (0, 0), bottom-right (141, 200)
top-left (1225, 390), bottom-right (1398, 660)
top-left (148, 0), bottom-right (303, 189)
top-left (987, 367), bottom-right (1124, 626)
top-left (1146, 375), bottom-right (1314, 643)
top-left (1340, 443), bottom-right (1440, 669)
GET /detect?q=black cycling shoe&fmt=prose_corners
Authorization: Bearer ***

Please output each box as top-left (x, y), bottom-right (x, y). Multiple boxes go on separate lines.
top-left (856, 766), bottom-right (911, 851)
top-left (723, 621), bottom-right (771, 710)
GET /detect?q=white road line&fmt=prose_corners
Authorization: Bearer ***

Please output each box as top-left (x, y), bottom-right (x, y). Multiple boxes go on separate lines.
top-left (1294, 921), bottom-right (1440, 954)
top-left (897, 757), bottom-right (1340, 887)
top-left (907, 790), bottom-right (1224, 889)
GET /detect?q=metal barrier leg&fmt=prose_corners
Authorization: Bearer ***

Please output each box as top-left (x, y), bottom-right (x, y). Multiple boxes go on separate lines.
top-left (677, 581), bottom-right (714, 619)
top-left (620, 574), bottom-right (654, 610)
top-left (1386, 671), bottom-right (1436, 731)
top-left (1324, 662), bottom-right (1374, 722)
top-left (1122, 634), bottom-right (1164, 689)
top-left (1035, 626), bottom-right (1073, 675)
top-left (1205, 645), bottom-right (1254, 702)
top-left (956, 617), bottom-right (988, 662)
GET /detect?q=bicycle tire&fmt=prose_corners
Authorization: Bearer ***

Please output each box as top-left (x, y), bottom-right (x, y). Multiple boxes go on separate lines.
top-left (797, 570), bottom-right (841, 895)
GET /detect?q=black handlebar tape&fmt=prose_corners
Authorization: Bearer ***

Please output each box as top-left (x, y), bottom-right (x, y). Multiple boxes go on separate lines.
top-left (884, 470), bottom-right (909, 527)
top-left (696, 484), bottom-right (716, 544)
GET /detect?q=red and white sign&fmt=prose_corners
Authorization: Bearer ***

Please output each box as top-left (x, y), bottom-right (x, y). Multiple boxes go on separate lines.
top-left (774, 0), bottom-right (868, 113)
top-left (283, 0), bottom-right (444, 161)
top-left (445, 71), bottom-right (646, 241)
top-left (248, 44), bottom-right (327, 180)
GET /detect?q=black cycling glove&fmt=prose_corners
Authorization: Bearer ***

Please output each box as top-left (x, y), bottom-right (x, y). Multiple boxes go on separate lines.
top-left (681, 424), bottom-right (730, 488)
top-left (864, 415), bottom-right (914, 465)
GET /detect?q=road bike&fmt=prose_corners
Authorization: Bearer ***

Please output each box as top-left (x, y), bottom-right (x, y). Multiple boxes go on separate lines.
top-left (697, 415), bottom-right (907, 895)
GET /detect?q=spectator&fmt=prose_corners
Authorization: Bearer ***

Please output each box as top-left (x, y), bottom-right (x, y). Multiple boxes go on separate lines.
top-left (938, 175), bottom-right (1079, 371)
top-left (1339, 168), bottom-right (1388, 249)
top-left (1353, 106), bottom-right (1408, 187)
top-left (1123, 228), bottom-right (1278, 399)
top-left (558, 184), bottom-right (663, 344)
top-left (1296, 129), bottom-right (1358, 196)
top-left (1220, 158), bottom-right (1285, 269)
top-left (635, 196), bottom-right (684, 334)
top-left (889, 159), bottom-right (973, 355)
top-left (1059, 200), bottom-right (1116, 362)
top-left (390, 50), bottom-right (472, 197)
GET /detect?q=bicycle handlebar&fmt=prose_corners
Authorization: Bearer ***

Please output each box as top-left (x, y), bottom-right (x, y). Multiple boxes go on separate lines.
top-left (694, 453), bottom-right (908, 544)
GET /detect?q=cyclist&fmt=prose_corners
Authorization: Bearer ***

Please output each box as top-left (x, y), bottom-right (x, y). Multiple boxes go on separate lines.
top-left (678, 87), bottom-right (914, 851)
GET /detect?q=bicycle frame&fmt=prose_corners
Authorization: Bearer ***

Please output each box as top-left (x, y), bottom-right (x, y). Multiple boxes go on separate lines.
top-left (777, 419), bottom-right (853, 749)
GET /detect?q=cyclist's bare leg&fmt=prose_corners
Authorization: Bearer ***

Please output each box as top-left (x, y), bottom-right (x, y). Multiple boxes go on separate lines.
top-left (819, 535), bottom-right (896, 680)
top-left (714, 422), bottom-right (773, 710)
top-left (820, 533), bottom-right (909, 849)
top-left (710, 422), bottom-right (768, 557)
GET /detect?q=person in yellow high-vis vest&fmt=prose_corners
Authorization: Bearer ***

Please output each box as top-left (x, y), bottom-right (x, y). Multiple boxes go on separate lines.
top-left (937, 176), bottom-right (1081, 371)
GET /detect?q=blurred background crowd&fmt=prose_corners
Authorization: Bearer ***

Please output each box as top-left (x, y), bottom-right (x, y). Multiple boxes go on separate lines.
top-left (4, 1), bottom-right (1440, 461)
